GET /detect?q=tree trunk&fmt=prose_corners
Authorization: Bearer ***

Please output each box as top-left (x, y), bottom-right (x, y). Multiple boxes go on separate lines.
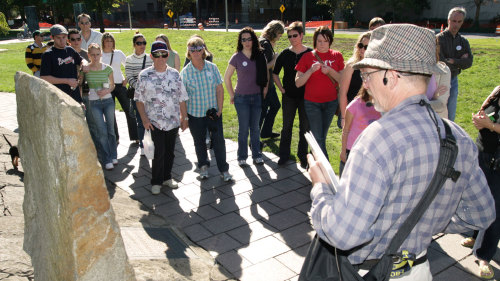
top-left (474, 1), bottom-right (481, 28)
top-left (96, 2), bottom-right (105, 33)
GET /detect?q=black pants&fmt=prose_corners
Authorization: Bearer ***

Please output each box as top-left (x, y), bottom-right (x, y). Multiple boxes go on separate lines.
top-left (151, 126), bottom-right (178, 185)
top-left (112, 84), bottom-right (138, 142)
top-left (279, 95), bottom-right (309, 163)
top-left (259, 85), bottom-right (281, 137)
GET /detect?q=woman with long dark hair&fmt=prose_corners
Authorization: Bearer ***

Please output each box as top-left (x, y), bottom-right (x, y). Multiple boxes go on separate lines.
top-left (224, 27), bottom-right (268, 166)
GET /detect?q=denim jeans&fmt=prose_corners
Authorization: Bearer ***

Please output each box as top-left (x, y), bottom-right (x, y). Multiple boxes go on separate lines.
top-left (151, 126), bottom-right (178, 185)
top-left (473, 151), bottom-right (500, 262)
top-left (234, 93), bottom-right (262, 160)
top-left (447, 76), bottom-right (459, 121)
top-left (259, 85), bottom-right (281, 137)
top-left (112, 84), bottom-right (138, 142)
top-left (188, 114), bottom-right (229, 173)
top-left (132, 100), bottom-right (145, 148)
top-left (304, 99), bottom-right (338, 160)
top-left (89, 97), bottom-right (117, 165)
top-left (82, 95), bottom-right (103, 164)
top-left (279, 95), bottom-right (309, 164)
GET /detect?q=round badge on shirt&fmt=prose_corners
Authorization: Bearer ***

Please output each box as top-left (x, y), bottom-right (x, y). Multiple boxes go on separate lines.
top-left (242, 61), bottom-right (248, 67)
top-left (456, 45), bottom-right (462, 51)
top-left (207, 71), bottom-right (212, 77)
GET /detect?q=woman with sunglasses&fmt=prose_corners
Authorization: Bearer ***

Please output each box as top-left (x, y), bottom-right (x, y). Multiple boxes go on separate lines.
top-left (101, 32), bottom-right (139, 146)
top-left (295, 25), bottom-right (344, 160)
top-left (84, 43), bottom-right (116, 170)
top-left (155, 34), bottom-right (180, 71)
top-left (273, 21), bottom-right (312, 168)
top-left (125, 33), bottom-right (153, 156)
top-left (224, 27), bottom-right (268, 167)
top-left (338, 32), bottom-right (371, 129)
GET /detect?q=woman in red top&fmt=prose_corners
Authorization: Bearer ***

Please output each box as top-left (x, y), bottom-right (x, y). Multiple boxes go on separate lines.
top-left (295, 26), bottom-right (344, 159)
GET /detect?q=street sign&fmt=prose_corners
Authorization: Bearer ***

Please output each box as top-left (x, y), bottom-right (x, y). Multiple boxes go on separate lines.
top-left (167, 10), bottom-right (174, 18)
top-left (280, 5), bottom-right (285, 13)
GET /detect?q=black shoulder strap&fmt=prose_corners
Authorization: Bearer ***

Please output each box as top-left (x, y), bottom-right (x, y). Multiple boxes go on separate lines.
top-left (386, 118), bottom-right (461, 255)
top-left (141, 55), bottom-right (146, 70)
top-left (109, 50), bottom-right (114, 66)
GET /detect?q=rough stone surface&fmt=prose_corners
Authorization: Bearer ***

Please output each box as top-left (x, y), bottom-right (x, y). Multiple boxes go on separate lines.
top-left (14, 72), bottom-right (135, 281)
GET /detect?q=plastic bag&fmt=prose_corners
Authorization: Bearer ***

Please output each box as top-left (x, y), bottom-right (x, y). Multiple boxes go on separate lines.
top-left (143, 130), bottom-right (155, 160)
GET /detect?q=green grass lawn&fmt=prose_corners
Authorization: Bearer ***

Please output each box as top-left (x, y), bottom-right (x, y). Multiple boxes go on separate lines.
top-left (2, 29), bottom-right (499, 173)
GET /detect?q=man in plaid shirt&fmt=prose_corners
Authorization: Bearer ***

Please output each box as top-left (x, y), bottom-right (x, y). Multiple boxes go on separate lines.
top-left (307, 24), bottom-right (495, 280)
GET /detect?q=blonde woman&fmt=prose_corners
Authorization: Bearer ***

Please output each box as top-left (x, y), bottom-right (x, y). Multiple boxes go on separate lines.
top-left (155, 34), bottom-right (181, 71)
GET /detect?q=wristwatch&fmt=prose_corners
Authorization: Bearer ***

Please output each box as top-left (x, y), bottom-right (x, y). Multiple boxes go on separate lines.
top-left (183, 117), bottom-right (189, 121)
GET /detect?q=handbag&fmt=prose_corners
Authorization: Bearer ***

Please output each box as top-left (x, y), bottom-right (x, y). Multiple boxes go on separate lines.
top-left (299, 111), bottom-right (460, 281)
top-left (127, 55), bottom-right (147, 99)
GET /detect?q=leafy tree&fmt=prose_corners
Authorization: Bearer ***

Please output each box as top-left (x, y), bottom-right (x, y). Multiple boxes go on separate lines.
top-left (164, 0), bottom-right (195, 29)
top-left (471, 0), bottom-right (499, 28)
top-left (0, 12), bottom-right (10, 36)
top-left (316, 0), bottom-right (338, 36)
top-left (83, 0), bottom-right (133, 33)
top-left (382, 0), bottom-right (430, 22)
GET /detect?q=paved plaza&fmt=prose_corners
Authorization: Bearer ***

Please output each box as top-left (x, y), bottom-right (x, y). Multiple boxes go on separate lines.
top-left (1, 91), bottom-right (499, 280)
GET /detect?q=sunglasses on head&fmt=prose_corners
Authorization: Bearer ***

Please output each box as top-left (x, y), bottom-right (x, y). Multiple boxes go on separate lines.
top-left (357, 43), bottom-right (368, 50)
top-left (287, 34), bottom-right (299, 39)
top-left (135, 41), bottom-right (147, 46)
top-left (152, 52), bottom-right (168, 58)
top-left (188, 45), bottom-right (205, 52)
top-left (241, 37), bottom-right (252, 43)
top-left (70, 37), bottom-right (81, 42)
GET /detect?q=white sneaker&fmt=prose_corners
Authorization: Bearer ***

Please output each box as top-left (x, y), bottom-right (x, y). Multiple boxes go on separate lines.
top-left (238, 160), bottom-right (247, 167)
top-left (105, 163), bottom-right (114, 170)
top-left (221, 171), bottom-right (233, 182)
top-left (162, 179), bottom-right (179, 189)
top-left (140, 147), bottom-right (145, 156)
top-left (151, 185), bottom-right (161, 195)
top-left (253, 158), bottom-right (264, 165)
top-left (199, 165), bottom-right (209, 179)
top-left (112, 159), bottom-right (118, 165)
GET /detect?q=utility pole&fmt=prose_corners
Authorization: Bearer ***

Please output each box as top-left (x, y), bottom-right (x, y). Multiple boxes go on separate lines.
top-left (225, 0), bottom-right (228, 32)
top-left (128, 2), bottom-right (132, 29)
top-left (302, 0), bottom-right (306, 34)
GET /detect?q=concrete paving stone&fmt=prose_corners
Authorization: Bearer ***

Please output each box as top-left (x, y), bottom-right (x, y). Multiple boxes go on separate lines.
top-left (275, 244), bottom-right (310, 275)
top-left (287, 276), bottom-right (299, 281)
top-left (167, 183), bottom-right (203, 199)
top-left (198, 233), bottom-right (243, 256)
top-left (153, 198), bottom-right (197, 217)
top-left (137, 192), bottom-right (177, 210)
top-left (171, 162), bottom-right (195, 177)
top-left (272, 222), bottom-right (314, 249)
top-left (129, 187), bottom-right (154, 200)
top-left (271, 177), bottom-right (309, 193)
top-left (294, 201), bottom-right (312, 215)
top-left (267, 191), bottom-right (310, 210)
top-left (247, 174), bottom-right (274, 187)
top-left (248, 185), bottom-right (283, 203)
top-left (132, 166), bottom-right (152, 178)
top-left (295, 184), bottom-right (313, 196)
top-left (274, 166), bottom-right (301, 181)
top-left (175, 222), bottom-right (211, 242)
top-left (288, 173), bottom-right (312, 185)
top-left (227, 220), bottom-right (278, 244)
top-left (229, 166), bottom-right (255, 182)
top-left (215, 250), bottom-right (254, 276)
top-left (427, 245), bottom-right (458, 275)
top-left (202, 212), bottom-right (249, 234)
top-left (238, 201), bottom-right (283, 223)
top-left (265, 208), bottom-right (310, 231)
top-left (165, 210), bottom-right (204, 228)
top-left (238, 235), bottom-right (291, 264)
top-left (431, 233), bottom-right (473, 261)
top-left (211, 192), bottom-right (254, 214)
top-left (128, 175), bottom-right (153, 189)
top-left (184, 188), bottom-right (230, 208)
top-left (193, 204), bottom-right (223, 220)
top-left (216, 179), bottom-right (254, 196)
top-left (198, 175), bottom-right (234, 191)
top-left (235, 257), bottom-right (297, 281)
top-left (433, 262), bottom-right (483, 281)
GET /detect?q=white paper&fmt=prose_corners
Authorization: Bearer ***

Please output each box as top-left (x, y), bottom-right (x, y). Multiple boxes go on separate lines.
top-left (304, 131), bottom-right (339, 193)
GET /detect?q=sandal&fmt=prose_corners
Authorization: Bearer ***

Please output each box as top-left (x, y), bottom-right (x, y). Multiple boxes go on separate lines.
top-left (460, 237), bottom-right (475, 248)
top-left (479, 263), bottom-right (494, 279)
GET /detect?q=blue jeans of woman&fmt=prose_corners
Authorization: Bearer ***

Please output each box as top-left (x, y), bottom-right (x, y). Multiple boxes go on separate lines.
top-left (132, 100), bottom-right (145, 148)
top-left (304, 99), bottom-right (338, 160)
top-left (89, 97), bottom-right (117, 165)
top-left (473, 150), bottom-right (500, 262)
top-left (234, 93), bottom-right (262, 160)
top-left (188, 114), bottom-right (229, 173)
top-left (82, 95), bottom-right (103, 164)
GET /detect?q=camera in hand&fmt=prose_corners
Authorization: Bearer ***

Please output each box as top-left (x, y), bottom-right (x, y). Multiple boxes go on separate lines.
top-left (206, 108), bottom-right (218, 120)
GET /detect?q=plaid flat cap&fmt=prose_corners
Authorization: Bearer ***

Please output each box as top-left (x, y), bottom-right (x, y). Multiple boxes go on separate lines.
top-left (353, 24), bottom-right (446, 75)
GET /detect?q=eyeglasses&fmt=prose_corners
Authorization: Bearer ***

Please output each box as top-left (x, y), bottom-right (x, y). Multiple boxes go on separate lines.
top-left (152, 52), bottom-right (168, 58)
top-left (241, 37), bottom-right (252, 43)
top-left (188, 46), bottom-right (205, 52)
top-left (79, 21), bottom-right (91, 25)
top-left (135, 41), bottom-right (147, 46)
top-left (69, 37), bottom-right (81, 42)
top-left (287, 34), bottom-right (299, 39)
top-left (360, 69), bottom-right (384, 83)
top-left (357, 43), bottom-right (368, 50)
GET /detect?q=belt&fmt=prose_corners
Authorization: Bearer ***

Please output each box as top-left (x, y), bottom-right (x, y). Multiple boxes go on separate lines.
top-left (356, 254), bottom-right (427, 271)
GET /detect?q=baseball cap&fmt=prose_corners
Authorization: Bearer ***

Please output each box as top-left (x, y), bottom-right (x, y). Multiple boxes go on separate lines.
top-left (151, 41), bottom-right (168, 53)
top-left (50, 24), bottom-right (68, 36)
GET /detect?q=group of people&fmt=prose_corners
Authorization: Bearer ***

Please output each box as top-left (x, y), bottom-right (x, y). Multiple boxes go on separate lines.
top-left (25, 8), bottom-right (500, 280)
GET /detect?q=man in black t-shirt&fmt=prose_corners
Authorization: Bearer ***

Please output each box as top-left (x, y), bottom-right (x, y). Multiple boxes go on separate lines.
top-left (41, 24), bottom-right (83, 103)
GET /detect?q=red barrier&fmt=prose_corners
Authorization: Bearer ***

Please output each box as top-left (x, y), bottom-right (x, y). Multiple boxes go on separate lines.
top-left (305, 20), bottom-right (332, 28)
top-left (39, 22), bottom-right (52, 28)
